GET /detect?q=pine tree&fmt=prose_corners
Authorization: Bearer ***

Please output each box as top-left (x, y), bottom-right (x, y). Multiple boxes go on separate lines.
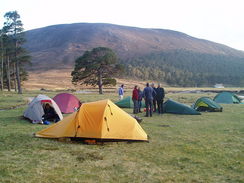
top-left (72, 47), bottom-right (123, 94)
top-left (2, 11), bottom-right (30, 93)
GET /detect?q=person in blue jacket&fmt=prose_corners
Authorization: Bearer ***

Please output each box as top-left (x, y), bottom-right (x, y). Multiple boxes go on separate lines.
top-left (118, 84), bottom-right (124, 100)
top-left (143, 83), bottom-right (156, 117)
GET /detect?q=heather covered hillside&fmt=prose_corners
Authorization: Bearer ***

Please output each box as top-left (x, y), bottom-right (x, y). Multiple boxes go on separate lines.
top-left (24, 23), bottom-right (244, 87)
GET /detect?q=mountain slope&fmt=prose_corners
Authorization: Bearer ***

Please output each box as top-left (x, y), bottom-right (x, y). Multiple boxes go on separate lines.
top-left (23, 23), bottom-right (244, 87)
top-left (24, 23), bottom-right (244, 70)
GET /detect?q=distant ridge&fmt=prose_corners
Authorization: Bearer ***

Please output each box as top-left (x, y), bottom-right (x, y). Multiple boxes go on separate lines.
top-left (23, 23), bottom-right (244, 87)
top-left (24, 23), bottom-right (244, 70)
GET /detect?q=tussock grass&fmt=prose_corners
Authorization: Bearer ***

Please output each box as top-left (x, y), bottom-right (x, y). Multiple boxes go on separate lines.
top-left (0, 91), bottom-right (243, 182)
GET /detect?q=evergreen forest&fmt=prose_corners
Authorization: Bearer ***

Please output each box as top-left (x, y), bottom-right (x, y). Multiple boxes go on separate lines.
top-left (122, 50), bottom-right (244, 87)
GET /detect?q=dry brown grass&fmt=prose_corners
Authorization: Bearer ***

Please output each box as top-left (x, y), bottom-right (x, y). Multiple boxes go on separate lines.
top-left (24, 69), bottom-right (74, 90)
top-left (23, 69), bottom-right (244, 94)
top-left (23, 69), bottom-right (167, 91)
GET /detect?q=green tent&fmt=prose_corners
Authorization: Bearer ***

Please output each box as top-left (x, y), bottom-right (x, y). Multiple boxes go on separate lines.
top-left (115, 96), bottom-right (145, 108)
top-left (193, 97), bottom-right (223, 112)
top-left (115, 96), bottom-right (133, 108)
top-left (213, 92), bottom-right (242, 104)
top-left (164, 99), bottom-right (201, 115)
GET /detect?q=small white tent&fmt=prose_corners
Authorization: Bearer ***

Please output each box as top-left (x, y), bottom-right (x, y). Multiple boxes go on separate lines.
top-left (24, 94), bottom-right (63, 123)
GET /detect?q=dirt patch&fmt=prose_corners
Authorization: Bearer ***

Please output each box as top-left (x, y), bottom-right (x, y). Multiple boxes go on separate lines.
top-left (70, 151), bottom-right (104, 162)
top-left (158, 125), bottom-right (171, 127)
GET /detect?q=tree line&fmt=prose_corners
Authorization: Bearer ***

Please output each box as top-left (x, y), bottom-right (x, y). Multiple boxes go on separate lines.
top-left (0, 11), bottom-right (30, 93)
top-left (121, 50), bottom-right (244, 87)
top-left (71, 48), bottom-right (244, 92)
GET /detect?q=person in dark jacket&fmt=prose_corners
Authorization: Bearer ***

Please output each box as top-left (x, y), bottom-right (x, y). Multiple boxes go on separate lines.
top-left (138, 87), bottom-right (143, 113)
top-left (42, 103), bottom-right (60, 122)
top-left (151, 83), bottom-right (157, 112)
top-left (132, 85), bottom-right (139, 114)
top-left (155, 83), bottom-right (165, 114)
top-left (143, 83), bottom-right (156, 117)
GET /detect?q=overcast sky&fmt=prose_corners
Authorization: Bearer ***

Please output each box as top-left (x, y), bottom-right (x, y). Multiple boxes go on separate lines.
top-left (1, 0), bottom-right (244, 51)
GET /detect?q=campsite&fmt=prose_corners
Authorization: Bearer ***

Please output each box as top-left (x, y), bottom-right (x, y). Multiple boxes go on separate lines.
top-left (1, 1), bottom-right (244, 182)
top-left (0, 90), bottom-right (243, 182)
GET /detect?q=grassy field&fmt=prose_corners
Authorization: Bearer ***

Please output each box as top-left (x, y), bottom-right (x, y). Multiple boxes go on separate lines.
top-left (0, 91), bottom-right (243, 183)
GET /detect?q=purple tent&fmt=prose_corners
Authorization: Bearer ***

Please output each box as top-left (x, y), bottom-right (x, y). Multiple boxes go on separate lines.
top-left (53, 93), bottom-right (81, 113)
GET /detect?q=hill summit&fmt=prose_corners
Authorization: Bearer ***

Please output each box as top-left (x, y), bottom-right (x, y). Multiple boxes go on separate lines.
top-left (25, 23), bottom-right (244, 69)
top-left (24, 23), bottom-right (244, 87)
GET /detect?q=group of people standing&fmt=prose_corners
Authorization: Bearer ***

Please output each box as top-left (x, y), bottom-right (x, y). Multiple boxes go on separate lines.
top-left (118, 83), bottom-right (165, 117)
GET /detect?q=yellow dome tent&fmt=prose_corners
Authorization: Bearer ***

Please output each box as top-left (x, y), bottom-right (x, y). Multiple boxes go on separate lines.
top-left (35, 99), bottom-right (148, 141)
